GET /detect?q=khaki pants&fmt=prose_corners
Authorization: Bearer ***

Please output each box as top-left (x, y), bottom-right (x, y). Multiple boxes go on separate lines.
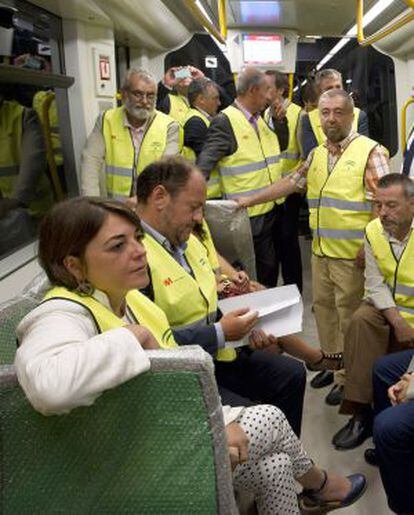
top-left (311, 255), bottom-right (364, 385)
top-left (343, 302), bottom-right (414, 405)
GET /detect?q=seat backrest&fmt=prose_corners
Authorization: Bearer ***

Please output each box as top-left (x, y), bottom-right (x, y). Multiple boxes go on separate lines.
top-left (0, 296), bottom-right (38, 365)
top-left (205, 200), bottom-right (257, 280)
top-left (0, 347), bottom-right (237, 515)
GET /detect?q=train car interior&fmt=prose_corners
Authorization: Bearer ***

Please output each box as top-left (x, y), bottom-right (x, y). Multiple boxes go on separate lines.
top-left (1, 0), bottom-right (414, 513)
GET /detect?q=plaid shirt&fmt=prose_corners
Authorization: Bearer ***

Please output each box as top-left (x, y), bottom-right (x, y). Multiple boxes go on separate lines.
top-left (290, 130), bottom-right (389, 200)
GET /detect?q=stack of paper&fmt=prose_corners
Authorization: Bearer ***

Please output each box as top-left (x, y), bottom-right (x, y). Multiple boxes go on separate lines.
top-left (218, 284), bottom-right (303, 348)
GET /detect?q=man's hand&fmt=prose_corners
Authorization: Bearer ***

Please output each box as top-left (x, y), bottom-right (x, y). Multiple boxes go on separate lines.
top-left (355, 245), bottom-right (365, 269)
top-left (225, 422), bottom-right (249, 470)
top-left (188, 65), bottom-right (204, 80)
top-left (220, 307), bottom-right (258, 340)
top-left (163, 66), bottom-right (180, 88)
top-left (271, 96), bottom-right (287, 121)
top-left (126, 325), bottom-right (160, 349)
top-left (392, 317), bottom-right (414, 345)
top-left (388, 373), bottom-right (414, 405)
top-left (234, 196), bottom-right (252, 209)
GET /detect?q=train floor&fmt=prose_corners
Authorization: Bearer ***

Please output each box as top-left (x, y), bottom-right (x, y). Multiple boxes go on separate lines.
top-left (298, 237), bottom-right (391, 514)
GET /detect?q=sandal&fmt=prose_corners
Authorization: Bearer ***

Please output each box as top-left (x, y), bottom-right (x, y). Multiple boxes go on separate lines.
top-left (306, 351), bottom-right (343, 372)
top-left (299, 471), bottom-right (367, 513)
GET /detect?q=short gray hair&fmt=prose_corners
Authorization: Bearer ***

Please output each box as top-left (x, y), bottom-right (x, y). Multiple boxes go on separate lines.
top-left (121, 68), bottom-right (157, 91)
top-left (315, 68), bottom-right (342, 89)
top-left (377, 173), bottom-right (414, 198)
top-left (319, 89), bottom-right (354, 112)
top-left (188, 77), bottom-right (217, 107)
top-left (236, 67), bottom-right (265, 96)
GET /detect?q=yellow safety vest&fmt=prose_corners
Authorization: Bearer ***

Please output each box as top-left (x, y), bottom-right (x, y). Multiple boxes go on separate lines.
top-left (309, 107), bottom-right (360, 146)
top-left (168, 93), bottom-right (190, 126)
top-left (43, 286), bottom-right (177, 348)
top-left (307, 135), bottom-right (377, 259)
top-left (196, 219), bottom-right (220, 273)
top-left (366, 219), bottom-right (414, 326)
top-left (182, 108), bottom-right (221, 199)
top-left (102, 107), bottom-right (179, 199)
top-left (219, 105), bottom-right (282, 218)
top-left (143, 232), bottom-right (236, 362)
top-left (33, 90), bottom-right (63, 166)
top-left (264, 102), bottom-right (302, 177)
top-left (0, 100), bottom-right (53, 217)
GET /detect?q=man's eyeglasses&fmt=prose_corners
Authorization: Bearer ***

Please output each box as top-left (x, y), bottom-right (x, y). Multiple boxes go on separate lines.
top-left (129, 90), bottom-right (156, 102)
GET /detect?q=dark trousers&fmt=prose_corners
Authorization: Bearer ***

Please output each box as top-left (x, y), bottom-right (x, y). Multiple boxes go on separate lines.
top-left (215, 348), bottom-right (306, 436)
top-left (373, 350), bottom-right (414, 514)
top-left (250, 202), bottom-right (302, 291)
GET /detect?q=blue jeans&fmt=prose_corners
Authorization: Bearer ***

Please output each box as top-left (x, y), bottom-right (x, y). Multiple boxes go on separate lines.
top-left (373, 350), bottom-right (414, 513)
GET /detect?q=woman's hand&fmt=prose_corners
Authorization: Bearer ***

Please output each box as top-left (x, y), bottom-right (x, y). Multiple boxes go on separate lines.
top-left (225, 422), bottom-right (249, 470)
top-left (126, 325), bottom-right (160, 349)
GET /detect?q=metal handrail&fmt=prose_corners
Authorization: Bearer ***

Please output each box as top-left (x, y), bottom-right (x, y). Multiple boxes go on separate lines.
top-left (356, 0), bottom-right (414, 47)
top-left (183, 0), bottom-right (225, 44)
top-left (218, 0), bottom-right (227, 40)
top-left (402, 97), bottom-right (414, 153)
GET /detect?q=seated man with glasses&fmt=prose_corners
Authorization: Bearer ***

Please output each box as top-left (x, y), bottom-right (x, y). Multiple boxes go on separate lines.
top-left (81, 68), bottom-right (182, 203)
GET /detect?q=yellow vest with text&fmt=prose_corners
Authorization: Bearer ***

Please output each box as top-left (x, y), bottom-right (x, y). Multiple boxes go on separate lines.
top-left (143, 232), bottom-right (236, 362)
top-left (219, 105), bottom-right (282, 217)
top-left (43, 286), bottom-right (177, 348)
top-left (309, 107), bottom-right (360, 146)
top-left (182, 108), bottom-right (221, 199)
top-left (168, 93), bottom-right (190, 126)
top-left (307, 135), bottom-right (377, 259)
top-left (0, 100), bottom-right (52, 217)
top-left (33, 90), bottom-right (63, 166)
top-left (366, 219), bottom-right (414, 327)
top-left (103, 107), bottom-right (179, 199)
top-left (264, 102), bottom-right (302, 176)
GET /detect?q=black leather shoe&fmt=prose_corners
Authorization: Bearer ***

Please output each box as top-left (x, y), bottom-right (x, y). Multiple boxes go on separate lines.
top-left (300, 473), bottom-right (367, 512)
top-left (364, 448), bottom-right (378, 467)
top-left (332, 414), bottom-right (373, 450)
top-left (325, 384), bottom-right (344, 406)
top-left (310, 370), bottom-right (334, 389)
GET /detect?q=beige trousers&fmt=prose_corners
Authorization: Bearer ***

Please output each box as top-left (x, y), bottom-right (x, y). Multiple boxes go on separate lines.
top-left (343, 302), bottom-right (414, 405)
top-left (311, 254), bottom-right (364, 385)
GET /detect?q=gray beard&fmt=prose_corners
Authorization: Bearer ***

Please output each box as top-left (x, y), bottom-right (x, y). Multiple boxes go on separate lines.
top-left (125, 101), bottom-right (154, 121)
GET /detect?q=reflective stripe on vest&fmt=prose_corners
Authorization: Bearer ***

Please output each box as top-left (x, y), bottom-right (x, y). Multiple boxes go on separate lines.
top-left (168, 93), bottom-right (190, 126)
top-left (143, 232), bottom-right (236, 362)
top-left (103, 107), bottom-right (175, 198)
top-left (0, 100), bottom-right (53, 217)
top-left (43, 286), bottom-right (177, 348)
top-left (218, 105), bottom-right (282, 217)
top-left (264, 103), bottom-right (302, 177)
top-left (309, 107), bottom-right (360, 146)
top-left (366, 218), bottom-right (414, 327)
top-left (307, 135), bottom-right (377, 259)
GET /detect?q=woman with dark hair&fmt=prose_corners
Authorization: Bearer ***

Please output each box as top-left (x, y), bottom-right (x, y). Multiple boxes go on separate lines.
top-left (15, 197), bottom-right (366, 514)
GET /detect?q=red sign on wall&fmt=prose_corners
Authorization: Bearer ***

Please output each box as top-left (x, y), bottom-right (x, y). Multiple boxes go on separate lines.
top-left (99, 55), bottom-right (110, 80)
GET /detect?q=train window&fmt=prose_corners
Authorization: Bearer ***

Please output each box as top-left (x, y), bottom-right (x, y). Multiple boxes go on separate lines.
top-left (0, 0), bottom-right (77, 265)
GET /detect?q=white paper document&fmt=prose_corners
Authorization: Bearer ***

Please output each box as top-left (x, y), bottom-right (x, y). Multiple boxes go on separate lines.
top-left (218, 284), bottom-right (303, 348)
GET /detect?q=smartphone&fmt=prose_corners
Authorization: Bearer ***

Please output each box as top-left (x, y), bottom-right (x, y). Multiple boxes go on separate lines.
top-left (174, 68), bottom-right (191, 80)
